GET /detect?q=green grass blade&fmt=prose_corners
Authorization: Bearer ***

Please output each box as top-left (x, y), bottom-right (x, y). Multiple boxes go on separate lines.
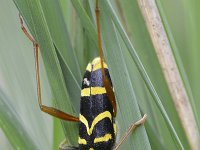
top-left (39, 0), bottom-right (82, 83)
top-left (38, 0), bottom-right (83, 111)
top-left (71, 0), bottom-right (149, 149)
top-left (53, 118), bottom-right (65, 150)
top-left (70, 0), bottom-right (98, 51)
top-left (12, 0), bottom-right (78, 146)
top-left (3, 0), bottom-right (198, 149)
top-left (155, 0), bottom-right (200, 133)
top-left (99, 1), bottom-right (151, 149)
top-left (115, 0), bottom-right (190, 148)
top-left (0, 0), bottom-right (55, 149)
top-left (103, 0), bottom-right (183, 149)
top-left (0, 90), bottom-right (38, 150)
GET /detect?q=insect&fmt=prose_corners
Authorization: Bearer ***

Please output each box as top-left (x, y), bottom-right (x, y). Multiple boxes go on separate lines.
top-left (19, 0), bottom-right (147, 149)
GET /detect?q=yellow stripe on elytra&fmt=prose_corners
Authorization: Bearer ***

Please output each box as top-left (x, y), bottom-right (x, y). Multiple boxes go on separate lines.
top-left (91, 87), bottom-right (106, 95)
top-left (94, 134), bottom-right (112, 143)
top-left (113, 123), bottom-right (117, 135)
top-left (80, 111), bottom-right (112, 135)
top-left (81, 87), bottom-right (106, 97)
top-left (79, 114), bottom-right (90, 134)
top-left (78, 137), bottom-right (87, 145)
top-left (90, 111), bottom-right (112, 134)
top-left (81, 88), bottom-right (90, 97)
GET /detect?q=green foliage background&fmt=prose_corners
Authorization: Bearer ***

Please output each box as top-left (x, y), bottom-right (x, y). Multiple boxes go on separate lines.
top-left (0, 0), bottom-right (199, 149)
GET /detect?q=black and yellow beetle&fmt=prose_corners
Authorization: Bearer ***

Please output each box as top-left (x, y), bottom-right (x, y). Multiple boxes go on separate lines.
top-left (19, 0), bottom-right (147, 149)
top-left (78, 57), bottom-right (116, 150)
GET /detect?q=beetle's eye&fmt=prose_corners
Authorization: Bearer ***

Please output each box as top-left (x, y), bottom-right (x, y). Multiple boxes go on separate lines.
top-left (83, 78), bottom-right (90, 86)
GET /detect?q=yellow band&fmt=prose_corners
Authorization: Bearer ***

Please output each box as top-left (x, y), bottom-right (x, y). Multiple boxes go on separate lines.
top-left (94, 134), bottom-right (112, 143)
top-left (78, 137), bottom-right (87, 145)
top-left (79, 111), bottom-right (112, 135)
top-left (81, 87), bottom-right (106, 97)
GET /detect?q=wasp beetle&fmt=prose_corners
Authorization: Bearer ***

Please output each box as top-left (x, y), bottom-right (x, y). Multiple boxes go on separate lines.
top-left (19, 0), bottom-right (147, 149)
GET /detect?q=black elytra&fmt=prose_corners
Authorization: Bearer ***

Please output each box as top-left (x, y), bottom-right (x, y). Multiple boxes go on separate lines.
top-left (79, 57), bottom-right (116, 150)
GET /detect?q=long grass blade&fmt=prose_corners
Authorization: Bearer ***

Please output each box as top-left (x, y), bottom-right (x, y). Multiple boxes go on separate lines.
top-left (12, 0), bottom-right (78, 146)
top-left (103, 0), bottom-right (183, 149)
top-left (0, 90), bottom-right (38, 150)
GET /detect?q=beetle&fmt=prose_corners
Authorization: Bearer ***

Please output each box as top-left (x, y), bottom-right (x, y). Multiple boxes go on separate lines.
top-left (19, 0), bottom-right (147, 149)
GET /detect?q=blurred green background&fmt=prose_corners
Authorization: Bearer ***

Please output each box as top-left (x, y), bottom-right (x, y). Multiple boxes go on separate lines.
top-left (0, 0), bottom-right (199, 149)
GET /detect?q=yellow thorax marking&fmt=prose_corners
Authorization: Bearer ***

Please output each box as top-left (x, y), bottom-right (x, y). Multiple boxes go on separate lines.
top-left (80, 111), bottom-right (112, 135)
top-left (94, 134), bottom-right (112, 143)
top-left (91, 57), bottom-right (108, 71)
top-left (86, 57), bottom-right (108, 72)
top-left (86, 63), bottom-right (92, 72)
top-left (93, 62), bottom-right (108, 71)
top-left (78, 137), bottom-right (87, 145)
top-left (89, 148), bottom-right (94, 150)
top-left (81, 87), bottom-right (106, 97)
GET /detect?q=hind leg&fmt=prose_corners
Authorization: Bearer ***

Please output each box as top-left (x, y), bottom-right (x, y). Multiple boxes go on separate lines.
top-left (114, 114), bottom-right (147, 150)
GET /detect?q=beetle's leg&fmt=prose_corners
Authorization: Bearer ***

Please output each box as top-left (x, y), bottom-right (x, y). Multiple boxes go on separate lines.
top-left (59, 139), bottom-right (79, 150)
top-left (114, 114), bottom-right (147, 150)
top-left (95, 1), bottom-right (117, 117)
top-left (19, 14), bottom-right (79, 122)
